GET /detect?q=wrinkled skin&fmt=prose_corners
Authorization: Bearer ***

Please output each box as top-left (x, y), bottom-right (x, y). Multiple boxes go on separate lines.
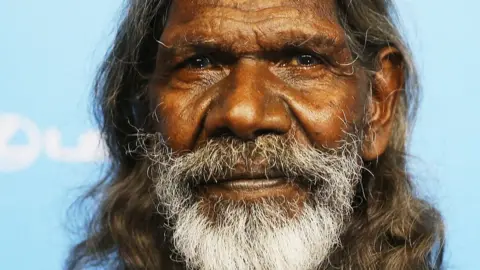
top-left (149, 0), bottom-right (403, 202)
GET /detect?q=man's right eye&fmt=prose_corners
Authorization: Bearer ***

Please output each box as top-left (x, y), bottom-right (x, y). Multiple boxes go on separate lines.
top-left (184, 55), bottom-right (212, 69)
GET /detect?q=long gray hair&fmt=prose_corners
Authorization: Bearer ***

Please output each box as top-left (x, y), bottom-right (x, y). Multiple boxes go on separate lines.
top-left (66, 0), bottom-right (445, 269)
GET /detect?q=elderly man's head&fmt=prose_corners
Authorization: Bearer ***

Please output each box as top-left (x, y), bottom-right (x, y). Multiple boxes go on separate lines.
top-left (68, 0), bottom-right (444, 269)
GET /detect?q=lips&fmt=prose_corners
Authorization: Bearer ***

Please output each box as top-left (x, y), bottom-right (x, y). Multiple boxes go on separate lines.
top-left (217, 168), bottom-right (285, 182)
top-left (200, 165), bottom-right (288, 191)
top-left (195, 162), bottom-right (308, 201)
top-left (213, 178), bottom-right (287, 190)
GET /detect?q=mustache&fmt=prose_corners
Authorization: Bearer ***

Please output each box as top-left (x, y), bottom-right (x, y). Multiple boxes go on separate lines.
top-left (132, 133), bottom-right (362, 188)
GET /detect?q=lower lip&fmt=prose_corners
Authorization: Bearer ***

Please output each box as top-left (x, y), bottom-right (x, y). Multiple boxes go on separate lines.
top-left (208, 178), bottom-right (288, 191)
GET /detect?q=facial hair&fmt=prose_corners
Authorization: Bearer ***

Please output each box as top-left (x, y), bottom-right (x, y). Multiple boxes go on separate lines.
top-left (135, 133), bottom-right (364, 270)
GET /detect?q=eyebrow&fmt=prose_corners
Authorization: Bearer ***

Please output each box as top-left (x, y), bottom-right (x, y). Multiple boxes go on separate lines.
top-left (156, 31), bottom-right (345, 67)
top-left (161, 31), bottom-right (341, 51)
top-left (279, 34), bottom-right (341, 51)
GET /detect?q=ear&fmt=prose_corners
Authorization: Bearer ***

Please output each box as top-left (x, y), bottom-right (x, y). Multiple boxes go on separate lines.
top-left (361, 47), bottom-right (404, 161)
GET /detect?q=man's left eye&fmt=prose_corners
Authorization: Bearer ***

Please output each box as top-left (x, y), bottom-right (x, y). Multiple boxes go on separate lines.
top-left (290, 54), bottom-right (322, 67)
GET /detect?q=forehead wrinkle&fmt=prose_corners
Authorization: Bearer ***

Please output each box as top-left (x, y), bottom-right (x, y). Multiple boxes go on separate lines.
top-left (184, 0), bottom-right (310, 12)
top-left (168, 0), bottom-right (339, 25)
top-left (162, 18), bottom-right (344, 55)
top-left (191, 6), bottom-right (302, 24)
top-left (178, 0), bottom-right (338, 17)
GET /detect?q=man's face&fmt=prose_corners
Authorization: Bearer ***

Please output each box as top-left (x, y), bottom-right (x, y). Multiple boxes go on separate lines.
top-left (142, 0), bottom-right (395, 268)
top-left (152, 0), bottom-right (369, 198)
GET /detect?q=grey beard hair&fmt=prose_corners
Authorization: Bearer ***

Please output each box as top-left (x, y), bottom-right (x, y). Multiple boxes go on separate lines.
top-left (134, 132), bottom-right (364, 270)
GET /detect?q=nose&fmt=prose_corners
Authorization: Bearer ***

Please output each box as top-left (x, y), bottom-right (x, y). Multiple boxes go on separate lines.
top-left (204, 59), bottom-right (292, 140)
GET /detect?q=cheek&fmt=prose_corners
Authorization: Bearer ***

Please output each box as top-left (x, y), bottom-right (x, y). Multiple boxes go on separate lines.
top-left (283, 78), bottom-right (366, 148)
top-left (151, 71), bottom-right (226, 151)
top-left (153, 88), bottom-right (208, 150)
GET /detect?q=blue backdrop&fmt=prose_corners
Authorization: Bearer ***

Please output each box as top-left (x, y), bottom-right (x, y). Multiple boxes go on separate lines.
top-left (1, 1), bottom-right (479, 269)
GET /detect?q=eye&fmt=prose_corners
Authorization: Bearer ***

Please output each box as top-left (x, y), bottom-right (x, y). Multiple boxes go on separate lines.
top-left (184, 55), bottom-right (212, 69)
top-left (290, 54), bottom-right (322, 67)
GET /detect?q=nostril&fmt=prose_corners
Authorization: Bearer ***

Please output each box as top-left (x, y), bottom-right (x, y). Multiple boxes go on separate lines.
top-left (210, 127), bottom-right (237, 139)
top-left (253, 129), bottom-right (284, 138)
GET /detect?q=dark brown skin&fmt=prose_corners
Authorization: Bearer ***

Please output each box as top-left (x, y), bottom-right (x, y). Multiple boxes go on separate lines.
top-left (150, 0), bottom-right (403, 202)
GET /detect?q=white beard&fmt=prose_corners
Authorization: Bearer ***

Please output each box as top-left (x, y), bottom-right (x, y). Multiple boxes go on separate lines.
top-left (136, 133), bottom-right (363, 270)
top-left (172, 200), bottom-right (343, 270)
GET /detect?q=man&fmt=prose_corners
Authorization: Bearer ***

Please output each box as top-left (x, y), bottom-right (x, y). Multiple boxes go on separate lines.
top-left (67, 0), bottom-right (445, 269)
